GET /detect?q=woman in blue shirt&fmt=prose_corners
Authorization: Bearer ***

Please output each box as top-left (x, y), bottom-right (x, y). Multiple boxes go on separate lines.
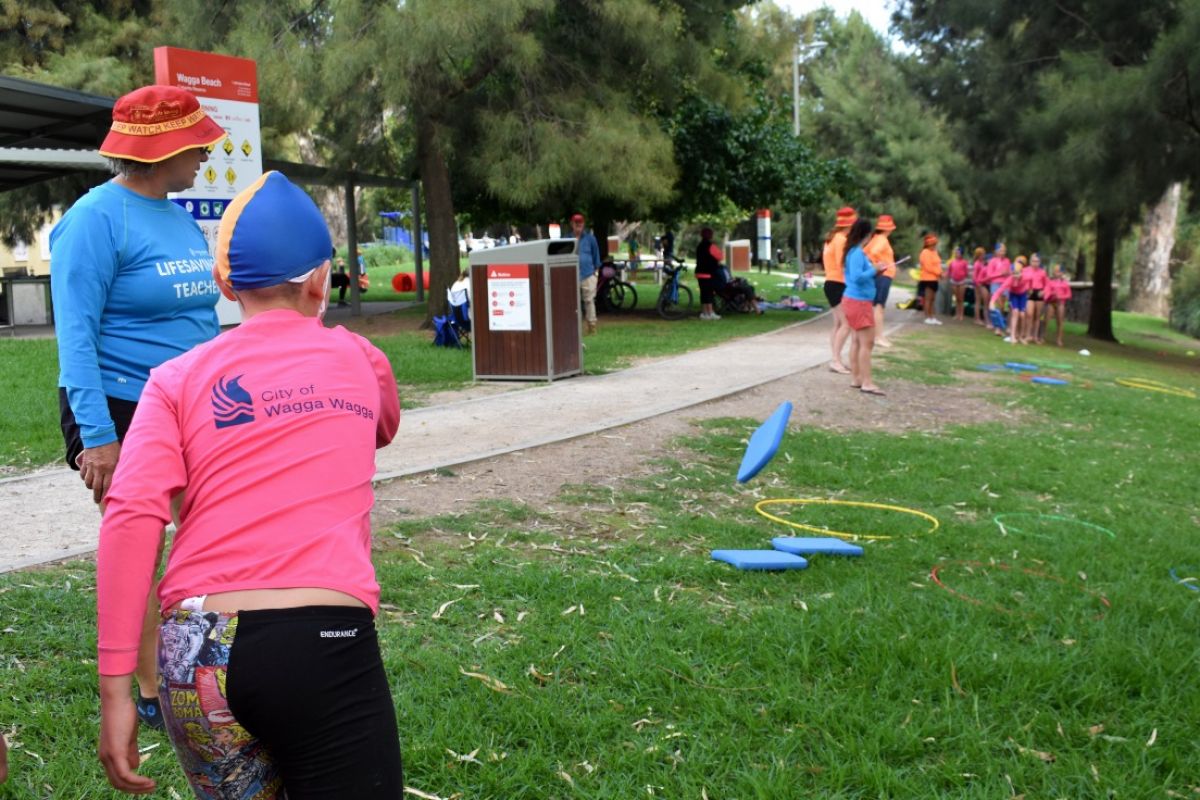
top-left (840, 219), bottom-right (888, 396)
top-left (50, 84), bottom-right (227, 728)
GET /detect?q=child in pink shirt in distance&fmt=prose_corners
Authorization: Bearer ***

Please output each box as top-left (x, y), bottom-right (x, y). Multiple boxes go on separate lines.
top-left (947, 246), bottom-right (970, 321)
top-left (1043, 264), bottom-right (1073, 347)
top-left (984, 244), bottom-right (1012, 331)
top-left (989, 256), bottom-right (1031, 343)
top-left (1022, 253), bottom-right (1049, 343)
top-left (971, 247), bottom-right (988, 326)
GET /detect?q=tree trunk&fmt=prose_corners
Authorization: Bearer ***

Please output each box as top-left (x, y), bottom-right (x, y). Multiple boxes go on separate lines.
top-left (1127, 182), bottom-right (1181, 318)
top-left (416, 113), bottom-right (458, 327)
top-left (1087, 212), bottom-right (1118, 342)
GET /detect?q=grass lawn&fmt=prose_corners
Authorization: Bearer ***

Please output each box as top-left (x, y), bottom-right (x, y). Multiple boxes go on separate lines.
top-left (2, 317), bottom-right (1198, 797)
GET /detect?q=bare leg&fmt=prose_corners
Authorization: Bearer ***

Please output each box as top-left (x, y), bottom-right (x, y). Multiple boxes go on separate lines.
top-left (874, 304), bottom-right (892, 346)
top-left (849, 328), bottom-right (862, 387)
top-left (924, 288), bottom-right (937, 320)
top-left (859, 327), bottom-right (880, 392)
top-left (830, 306), bottom-right (851, 372)
top-left (1054, 303), bottom-right (1065, 346)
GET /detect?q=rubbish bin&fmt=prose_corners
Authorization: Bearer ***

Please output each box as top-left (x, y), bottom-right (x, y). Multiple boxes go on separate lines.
top-left (724, 240), bottom-right (752, 272)
top-left (2, 277), bottom-right (53, 326)
top-left (469, 239), bottom-right (582, 381)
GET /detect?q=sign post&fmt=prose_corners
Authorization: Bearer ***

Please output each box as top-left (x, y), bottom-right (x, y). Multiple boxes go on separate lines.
top-left (155, 46), bottom-right (262, 325)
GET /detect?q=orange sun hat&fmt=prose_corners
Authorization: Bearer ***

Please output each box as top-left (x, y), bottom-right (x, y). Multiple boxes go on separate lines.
top-left (99, 85), bottom-right (227, 163)
top-left (923, 234), bottom-right (939, 247)
top-left (875, 215), bottom-right (896, 232)
top-left (835, 206), bottom-right (858, 227)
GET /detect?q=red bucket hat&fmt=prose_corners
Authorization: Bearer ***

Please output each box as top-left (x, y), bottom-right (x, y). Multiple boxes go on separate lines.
top-left (835, 206), bottom-right (857, 227)
top-left (875, 215), bottom-right (896, 232)
top-left (99, 85), bottom-right (227, 163)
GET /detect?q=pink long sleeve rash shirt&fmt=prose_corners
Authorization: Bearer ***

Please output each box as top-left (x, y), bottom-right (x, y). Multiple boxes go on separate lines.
top-left (97, 309), bottom-right (400, 675)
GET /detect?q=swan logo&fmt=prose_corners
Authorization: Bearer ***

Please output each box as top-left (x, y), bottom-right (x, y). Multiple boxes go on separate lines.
top-left (212, 375), bottom-right (255, 429)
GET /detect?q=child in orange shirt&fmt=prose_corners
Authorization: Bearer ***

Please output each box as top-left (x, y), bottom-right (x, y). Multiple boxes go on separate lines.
top-left (863, 214), bottom-right (898, 347)
top-left (918, 234), bottom-right (943, 325)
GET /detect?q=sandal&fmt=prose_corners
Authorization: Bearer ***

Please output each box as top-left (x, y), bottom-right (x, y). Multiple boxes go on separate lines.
top-left (136, 693), bottom-right (166, 730)
top-left (829, 362), bottom-right (851, 375)
top-left (860, 386), bottom-right (886, 397)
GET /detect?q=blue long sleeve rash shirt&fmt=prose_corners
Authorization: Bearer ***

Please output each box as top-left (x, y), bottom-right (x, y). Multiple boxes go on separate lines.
top-left (50, 181), bottom-right (219, 448)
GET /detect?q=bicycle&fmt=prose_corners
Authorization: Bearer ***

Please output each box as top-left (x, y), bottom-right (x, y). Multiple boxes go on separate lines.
top-left (656, 257), bottom-right (694, 320)
top-left (595, 260), bottom-right (638, 313)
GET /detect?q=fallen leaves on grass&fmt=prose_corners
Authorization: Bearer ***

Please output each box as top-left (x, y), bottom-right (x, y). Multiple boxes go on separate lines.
top-left (404, 787), bottom-right (462, 800)
top-left (433, 598), bottom-right (462, 620)
top-left (1008, 738), bottom-right (1055, 763)
top-left (950, 663), bottom-right (967, 697)
top-left (459, 667), bottom-right (511, 693)
top-left (1146, 728), bottom-right (1158, 747)
top-left (446, 748), bottom-right (482, 765)
top-left (528, 664), bottom-right (553, 684)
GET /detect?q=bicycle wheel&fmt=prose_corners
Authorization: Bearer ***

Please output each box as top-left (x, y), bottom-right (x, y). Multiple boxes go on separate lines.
top-left (657, 284), bottom-right (693, 320)
top-left (595, 282), bottom-right (613, 313)
top-left (612, 281), bottom-right (638, 311)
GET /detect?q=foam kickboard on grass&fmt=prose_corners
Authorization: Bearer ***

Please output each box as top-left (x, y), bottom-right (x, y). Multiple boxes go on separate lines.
top-left (771, 537), bottom-right (864, 557)
top-left (737, 401), bottom-right (793, 483)
top-left (1005, 361), bottom-right (1039, 371)
top-left (711, 549), bottom-right (809, 570)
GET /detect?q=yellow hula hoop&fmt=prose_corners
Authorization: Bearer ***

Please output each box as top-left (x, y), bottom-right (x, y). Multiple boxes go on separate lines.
top-left (1114, 378), bottom-right (1196, 399)
top-left (754, 498), bottom-right (941, 541)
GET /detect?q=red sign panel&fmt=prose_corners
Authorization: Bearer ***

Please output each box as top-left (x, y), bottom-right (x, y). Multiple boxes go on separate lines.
top-left (154, 46), bottom-right (258, 102)
top-left (486, 264), bottom-right (530, 280)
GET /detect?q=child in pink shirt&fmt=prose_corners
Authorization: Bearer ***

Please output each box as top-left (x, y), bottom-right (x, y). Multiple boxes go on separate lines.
top-left (96, 172), bottom-right (404, 797)
top-left (947, 247), bottom-right (970, 320)
top-left (971, 247), bottom-right (988, 326)
top-left (1043, 264), bottom-right (1073, 346)
top-left (1022, 253), bottom-right (1049, 343)
top-left (984, 245), bottom-right (1012, 330)
top-left (990, 257), bottom-right (1031, 342)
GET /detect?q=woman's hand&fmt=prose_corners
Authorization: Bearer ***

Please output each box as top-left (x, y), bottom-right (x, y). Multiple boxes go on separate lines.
top-left (98, 676), bottom-right (156, 794)
top-left (80, 442), bottom-right (121, 504)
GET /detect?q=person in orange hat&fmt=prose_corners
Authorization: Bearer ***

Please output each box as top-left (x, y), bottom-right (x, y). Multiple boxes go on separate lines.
top-left (822, 206), bottom-right (857, 373)
top-left (49, 84), bottom-right (227, 732)
top-left (863, 214), bottom-right (897, 347)
top-left (918, 233), bottom-right (943, 325)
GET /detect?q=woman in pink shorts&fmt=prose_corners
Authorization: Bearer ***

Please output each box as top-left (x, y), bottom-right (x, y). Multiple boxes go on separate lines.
top-left (841, 219), bottom-right (888, 395)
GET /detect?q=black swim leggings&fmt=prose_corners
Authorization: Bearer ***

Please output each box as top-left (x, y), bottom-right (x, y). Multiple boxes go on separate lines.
top-left (159, 605), bottom-right (403, 799)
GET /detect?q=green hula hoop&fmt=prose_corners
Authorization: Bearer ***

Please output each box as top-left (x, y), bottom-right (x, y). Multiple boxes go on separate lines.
top-left (992, 512), bottom-right (1116, 540)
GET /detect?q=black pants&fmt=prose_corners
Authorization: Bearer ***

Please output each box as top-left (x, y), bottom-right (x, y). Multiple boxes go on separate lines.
top-left (58, 387), bottom-right (137, 469)
top-left (161, 605), bottom-right (404, 799)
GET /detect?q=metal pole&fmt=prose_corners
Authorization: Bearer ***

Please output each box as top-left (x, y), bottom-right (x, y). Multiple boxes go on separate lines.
top-left (346, 177), bottom-right (360, 316)
top-left (411, 183), bottom-right (424, 302)
top-left (793, 44), bottom-right (802, 270)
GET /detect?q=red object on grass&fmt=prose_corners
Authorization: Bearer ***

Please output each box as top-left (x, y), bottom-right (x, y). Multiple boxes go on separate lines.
top-left (390, 273), bottom-right (431, 292)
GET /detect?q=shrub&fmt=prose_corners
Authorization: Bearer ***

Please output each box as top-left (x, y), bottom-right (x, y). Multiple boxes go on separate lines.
top-left (1169, 265), bottom-right (1200, 337)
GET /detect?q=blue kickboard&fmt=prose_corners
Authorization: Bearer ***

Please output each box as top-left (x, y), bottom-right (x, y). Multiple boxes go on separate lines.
top-left (772, 536), bottom-right (864, 557)
top-left (1031, 376), bottom-right (1068, 386)
top-left (737, 401), bottom-right (793, 483)
top-left (711, 549), bottom-right (809, 570)
top-left (1005, 361), bottom-right (1039, 371)
top-left (976, 364), bottom-right (1005, 372)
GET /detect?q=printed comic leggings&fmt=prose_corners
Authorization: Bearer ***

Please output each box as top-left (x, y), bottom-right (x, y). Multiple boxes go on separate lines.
top-left (158, 606), bottom-right (404, 799)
